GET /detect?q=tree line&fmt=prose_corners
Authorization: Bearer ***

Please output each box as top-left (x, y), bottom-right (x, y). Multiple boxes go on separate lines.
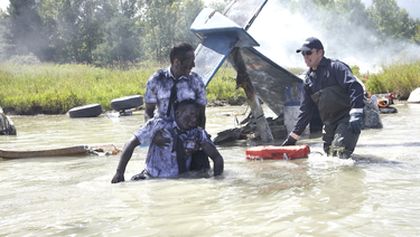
top-left (0, 0), bottom-right (217, 66)
top-left (0, 0), bottom-right (418, 68)
top-left (306, 0), bottom-right (420, 43)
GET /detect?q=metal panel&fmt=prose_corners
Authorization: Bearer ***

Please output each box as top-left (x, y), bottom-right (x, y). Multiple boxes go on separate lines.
top-left (193, 36), bottom-right (236, 86)
top-left (238, 47), bottom-right (304, 116)
top-left (192, 0), bottom-right (267, 86)
top-left (223, 0), bottom-right (268, 29)
top-left (190, 8), bottom-right (259, 47)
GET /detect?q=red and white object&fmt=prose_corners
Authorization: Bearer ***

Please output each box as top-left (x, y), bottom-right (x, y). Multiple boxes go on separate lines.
top-left (246, 145), bottom-right (310, 160)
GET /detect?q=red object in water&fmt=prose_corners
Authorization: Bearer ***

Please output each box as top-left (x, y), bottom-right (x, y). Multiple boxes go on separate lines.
top-left (246, 145), bottom-right (310, 160)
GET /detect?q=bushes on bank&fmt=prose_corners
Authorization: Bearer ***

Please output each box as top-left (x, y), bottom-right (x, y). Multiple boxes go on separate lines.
top-left (364, 61), bottom-right (420, 99)
top-left (0, 61), bottom-right (419, 115)
top-left (0, 63), bottom-right (244, 114)
top-left (0, 63), bottom-right (154, 114)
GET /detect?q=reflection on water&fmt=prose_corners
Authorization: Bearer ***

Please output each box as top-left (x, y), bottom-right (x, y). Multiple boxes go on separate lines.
top-left (1, 103), bottom-right (420, 236)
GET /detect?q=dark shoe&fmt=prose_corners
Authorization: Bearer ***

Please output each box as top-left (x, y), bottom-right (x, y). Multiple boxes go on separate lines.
top-left (131, 170), bottom-right (150, 181)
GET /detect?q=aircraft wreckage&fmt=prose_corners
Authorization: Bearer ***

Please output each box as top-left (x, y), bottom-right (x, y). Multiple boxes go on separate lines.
top-left (191, 0), bottom-right (381, 145)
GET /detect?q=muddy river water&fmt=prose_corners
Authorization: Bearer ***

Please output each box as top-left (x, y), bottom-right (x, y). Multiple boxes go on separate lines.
top-left (1, 103), bottom-right (420, 236)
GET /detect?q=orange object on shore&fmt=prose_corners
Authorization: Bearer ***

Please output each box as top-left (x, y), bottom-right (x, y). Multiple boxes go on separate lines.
top-left (377, 98), bottom-right (390, 108)
top-left (246, 145), bottom-right (310, 160)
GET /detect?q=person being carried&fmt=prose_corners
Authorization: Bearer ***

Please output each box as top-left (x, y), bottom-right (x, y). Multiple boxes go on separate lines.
top-left (111, 100), bottom-right (224, 183)
top-left (282, 37), bottom-right (365, 159)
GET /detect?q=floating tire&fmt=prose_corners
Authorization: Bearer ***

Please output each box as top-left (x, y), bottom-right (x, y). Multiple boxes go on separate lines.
top-left (111, 95), bottom-right (143, 112)
top-left (68, 104), bottom-right (103, 118)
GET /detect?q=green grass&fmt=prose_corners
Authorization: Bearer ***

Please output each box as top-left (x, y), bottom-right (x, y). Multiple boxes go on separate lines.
top-left (0, 63), bottom-right (155, 114)
top-left (363, 61), bottom-right (420, 99)
top-left (1, 61), bottom-right (419, 115)
top-left (0, 62), bottom-right (244, 114)
top-left (206, 66), bottom-right (246, 105)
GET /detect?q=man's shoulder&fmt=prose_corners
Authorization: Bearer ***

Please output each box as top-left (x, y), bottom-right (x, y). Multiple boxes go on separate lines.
top-left (149, 68), bottom-right (170, 81)
top-left (194, 127), bottom-right (205, 133)
top-left (187, 71), bottom-right (202, 80)
top-left (318, 57), bottom-right (345, 70)
top-left (189, 71), bottom-right (201, 78)
top-left (192, 127), bottom-right (210, 139)
top-left (188, 72), bottom-right (205, 87)
top-left (144, 116), bottom-right (173, 128)
top-left (329, 58), bottom-right (351, 71)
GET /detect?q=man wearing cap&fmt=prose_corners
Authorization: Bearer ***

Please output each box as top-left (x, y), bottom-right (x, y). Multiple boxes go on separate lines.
top-left (281, 37), bottom-right (365, 159)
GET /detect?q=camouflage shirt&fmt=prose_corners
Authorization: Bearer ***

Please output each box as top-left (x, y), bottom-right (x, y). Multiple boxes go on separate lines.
top-left (134, 117), bottom-right (212, 178)
top-left (144, 67), bottom-right (207, 119)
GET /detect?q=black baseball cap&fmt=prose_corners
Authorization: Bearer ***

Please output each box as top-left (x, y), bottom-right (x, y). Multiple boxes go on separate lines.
top-left (296, 37), bottom-right (324, 53)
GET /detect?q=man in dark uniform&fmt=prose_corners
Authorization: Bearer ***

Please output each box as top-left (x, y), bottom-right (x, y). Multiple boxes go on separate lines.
top-left (282, 37), bottom-right (365, 159)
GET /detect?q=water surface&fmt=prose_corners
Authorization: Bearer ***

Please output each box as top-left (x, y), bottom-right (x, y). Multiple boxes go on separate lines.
top-left (1, 104), bottom-right (420, 236)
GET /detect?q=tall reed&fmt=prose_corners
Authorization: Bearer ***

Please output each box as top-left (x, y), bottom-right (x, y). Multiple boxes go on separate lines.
top-left (364, 61), bottom-right (420, 99)
top-left (1, 61), bottom-right (418, 114)
top-left (0, 63), bottom-right (243, 114)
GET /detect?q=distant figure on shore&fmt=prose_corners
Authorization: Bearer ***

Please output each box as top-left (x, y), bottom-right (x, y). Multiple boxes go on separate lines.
top-left (281, 37), bottom-right (365, 159)
top-left (0, 107), bottom-right (16, 135)
top-left (111, 100), bottom-right (224, 183)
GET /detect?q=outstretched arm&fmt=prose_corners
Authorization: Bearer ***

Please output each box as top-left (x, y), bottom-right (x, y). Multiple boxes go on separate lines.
top-left (201, 142), bottom-right (224, 176)
top-left (111, 136), bottom-right (140, 183)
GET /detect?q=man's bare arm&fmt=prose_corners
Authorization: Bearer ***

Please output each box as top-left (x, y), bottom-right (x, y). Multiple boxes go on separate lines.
top-left (201, 142), bottom-right (223, 176)
top-left (198, 105), bottom-right (206, 129)
top-left (144, 103), bottom-right (156, 121)
top-left (111, 136), bottom-right (140, 183)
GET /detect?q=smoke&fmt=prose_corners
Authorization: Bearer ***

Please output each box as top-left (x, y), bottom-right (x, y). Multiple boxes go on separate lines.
top-left (0, 11), bottom-right (7, 61)
top-left (247, 0), bottom-right (420, 73)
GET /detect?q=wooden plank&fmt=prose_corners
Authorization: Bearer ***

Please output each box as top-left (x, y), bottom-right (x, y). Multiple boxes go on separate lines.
top-left (0, 144), bottom-right (121, 159)
top-left (0, 145), bottom-right (89, 159)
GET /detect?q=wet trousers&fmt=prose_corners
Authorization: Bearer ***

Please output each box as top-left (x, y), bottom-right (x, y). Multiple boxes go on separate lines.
top-left (322, 116), bottom-right (360, 158)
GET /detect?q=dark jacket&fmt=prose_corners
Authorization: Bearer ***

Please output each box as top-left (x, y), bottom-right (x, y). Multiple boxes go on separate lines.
top-left (293, 57), bottom-right (364, 135)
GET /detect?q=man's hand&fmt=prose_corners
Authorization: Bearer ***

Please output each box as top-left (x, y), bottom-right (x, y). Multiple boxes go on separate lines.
top-left (349, 112), bottom-right (364, 134)
top-left (111, 172), bottom-right (125, 183)
top-left (281, 135), bottom-right (297, 146)
top-left (152, 130), bottom-right (170, 147)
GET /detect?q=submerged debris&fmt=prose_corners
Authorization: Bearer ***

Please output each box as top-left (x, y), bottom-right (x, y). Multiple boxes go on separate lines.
top-left (214, 95), bottom-right (384, 145)
top-left (213, 113), bottom-right (287, 145)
